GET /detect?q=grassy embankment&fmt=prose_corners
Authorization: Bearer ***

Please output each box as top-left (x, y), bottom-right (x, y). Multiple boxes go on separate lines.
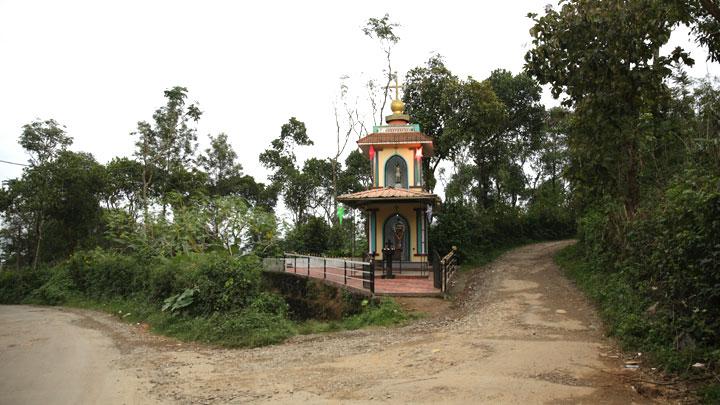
top-left (0, 249), bottom-right (414, 348)
top-left (556, 244), bottom-right (720, 403)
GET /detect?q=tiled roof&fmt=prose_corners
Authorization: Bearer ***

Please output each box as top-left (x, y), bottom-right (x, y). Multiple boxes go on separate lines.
top-left (357, 131), bottom-right (433, 145)
top-left (337, 187), bottom-right (440, 205)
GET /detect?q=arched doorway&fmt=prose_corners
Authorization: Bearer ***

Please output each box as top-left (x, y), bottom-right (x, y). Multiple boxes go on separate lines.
top-left (383, 213), bottom-right (410, 261)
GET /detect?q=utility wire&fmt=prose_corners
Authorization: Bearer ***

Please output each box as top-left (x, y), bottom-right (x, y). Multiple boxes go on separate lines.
top-left (0, 159), bottom-right (29, 167)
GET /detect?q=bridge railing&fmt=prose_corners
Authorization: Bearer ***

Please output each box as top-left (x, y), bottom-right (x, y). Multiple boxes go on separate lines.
top-left (263, 253), bottom-right (375, 295)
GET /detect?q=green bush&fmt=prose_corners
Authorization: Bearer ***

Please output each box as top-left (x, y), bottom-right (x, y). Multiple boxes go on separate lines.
top-left (147, 256), bottom-right (184, 302)
top-left (525, 182), bottom-right (576, 240)
top-left (566, 169), bottom-right (720, 374)
top-left (248, 291), bottom-right (289, 317)
top-left (342, 298), bottom-right (408, 329)
top-left (181, 252), bottom-right (263, 315)
top-left (431, 203), bottom-right (548, 264)
top-left (66, 249), bottom-right (146, 299)
top-left (61, 250), bottom-right (266, 316)
top-left (0, 266), bottom-right (54, 304)
top-left (284, 216), bottom-right (335, 255)
top-left (622, 171), bottom-right (720, 359)
top-left (203, 309), bottom-right (295, 347)
top-left (0, 247), bottom-right (412, 348)
top-left (28, 265), bottom-right (76, 305)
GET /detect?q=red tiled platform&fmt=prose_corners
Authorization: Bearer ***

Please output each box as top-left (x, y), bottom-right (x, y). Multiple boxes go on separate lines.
top-left (280, 265), bottom-right (441, 297)
top-left (374, 277), bottom-right (440, 296)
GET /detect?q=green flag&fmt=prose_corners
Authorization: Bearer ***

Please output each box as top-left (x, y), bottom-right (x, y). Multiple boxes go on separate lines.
top-left (337, 205), bottom-right (345, 225)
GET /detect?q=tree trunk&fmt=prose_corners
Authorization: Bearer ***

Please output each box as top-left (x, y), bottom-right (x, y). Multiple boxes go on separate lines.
top-left (16, 225), bottom-right (21, 271)
top-left (32, 214), bottom-right (44, 271)
top-left (625, 140), bottom-right (640, 216)
top-left (332, 157), bottom-right (338, 225)
top-left (475, 158), bottom-right (491, 209)
top-left (142, 165), bottom-right (150, 235)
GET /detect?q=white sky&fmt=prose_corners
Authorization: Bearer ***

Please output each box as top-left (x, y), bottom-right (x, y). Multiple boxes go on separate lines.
top-left (1, 0), bottom-right (718, 188)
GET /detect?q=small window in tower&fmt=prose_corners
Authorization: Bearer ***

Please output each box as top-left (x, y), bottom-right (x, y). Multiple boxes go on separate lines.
top-left (384, 155), bottom-right (408, 188)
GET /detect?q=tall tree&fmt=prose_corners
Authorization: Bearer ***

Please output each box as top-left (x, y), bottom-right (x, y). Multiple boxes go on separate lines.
top-left (302, 157), bottom-right (338, 224)
top-left (330, 78), bottom-right (364, 221)
top-left (103, 157), bottom-right (144, 216)
top-left (259, 118), bottom-right (314, 225)
top-left (198, 132), bottom-right (243, 196)
top-left (1, 150), bottom-right (105, 266)
top-left (18, 119), bottom-right (73, 269)
top-left (0, 178), bottom-right (34, 269)
top-left (692, 76), bottom-right (720, 170)
top-left (19, 119), bottom-right (73, 166)
top-left (485, 69), bottom-right (545, 205)
top-left (532, 107), bottom-right (570, 194)
top-left (446, 78), bottom-right (507, 208)
top-left (685, 0), bottom-right (720, 62)
top-left (133, 86), bottom-right (202, 221)
top-left (525, 0), bottom-right (694, 213)
top-left (403, 55), bottom-right (461, 191)
top-left (337, 150), bottom-right (372, 195)
top-left (40, 151), bottom-right (105, 261)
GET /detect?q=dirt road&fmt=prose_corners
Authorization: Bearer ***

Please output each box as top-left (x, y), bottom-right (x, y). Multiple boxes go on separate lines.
top-left (0, 241), bottom-right (663, 404)
top-left (0, 305), bottom-right (149, 404)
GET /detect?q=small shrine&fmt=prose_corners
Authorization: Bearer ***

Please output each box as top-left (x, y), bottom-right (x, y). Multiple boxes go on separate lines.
top-left (337, 80), bottom-right (440, 273)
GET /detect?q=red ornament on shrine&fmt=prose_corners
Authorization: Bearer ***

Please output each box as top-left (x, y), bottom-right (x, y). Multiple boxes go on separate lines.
top-left (369, 145), bottom-right (376, 160)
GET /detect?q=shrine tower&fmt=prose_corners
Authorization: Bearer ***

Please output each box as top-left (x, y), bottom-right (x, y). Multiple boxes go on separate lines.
top-left (337, 80), bottom-right (440, 269)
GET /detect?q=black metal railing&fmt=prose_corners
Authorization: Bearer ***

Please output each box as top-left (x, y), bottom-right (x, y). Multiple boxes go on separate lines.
top-left (373, 259), bottom-right (429, 277)
top-left (262, 253), bottom-right (375, 295)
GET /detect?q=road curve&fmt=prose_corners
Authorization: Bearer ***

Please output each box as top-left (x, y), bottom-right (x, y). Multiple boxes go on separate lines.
top-left (0, 306), bottom-right (153, 405)
top-left (0, 241), bottom-right (668, 404)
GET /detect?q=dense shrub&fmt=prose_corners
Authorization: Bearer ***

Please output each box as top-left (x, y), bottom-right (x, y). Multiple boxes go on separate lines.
top-left (0, 266), bottom-right (53, 304)
top-left (180, 253), bottom-right (263, 315)
top-left (247, 291), bottom-right (289, 317)
top-left (342, 298), bottom-right (407, 328)
top-left (430, 197), bottom-right (575, 264)
top-left (623, 171), bottom-right (720, 360)
top-left (147, 255), bottom-right (185, 302)
top-left (525, 182), bottom-right (576, 240)
top-left (66, 249), bottom-right (147, 299)
top-left (0, 247), bottom-right (409, 348)
top-left (284, 216), bottom-right (336, 255)
top-left (203, 309), bottom-right (295, 347)
top-left (567, 169), bottom-right (720, 372)
top-left (28, 266), bottom-right (76, 305)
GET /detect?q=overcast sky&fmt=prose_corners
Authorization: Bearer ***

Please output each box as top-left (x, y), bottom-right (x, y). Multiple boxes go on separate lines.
top-left (1, 0), bottom-right (718, 188)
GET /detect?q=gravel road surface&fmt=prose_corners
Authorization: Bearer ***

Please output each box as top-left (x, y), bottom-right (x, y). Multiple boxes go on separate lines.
top-left (0, 241), bottom-right (674, 404)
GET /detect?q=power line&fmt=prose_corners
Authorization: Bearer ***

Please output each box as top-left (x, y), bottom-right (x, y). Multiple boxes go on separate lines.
top-left (0, 159), bottom-right (29, 167)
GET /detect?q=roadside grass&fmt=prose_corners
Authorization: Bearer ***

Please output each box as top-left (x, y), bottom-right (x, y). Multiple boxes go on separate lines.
top-left (65, 297), bottom-right (296, 347)
top-left (555, 244), bottom-right (720, 404)
top-left (49, 295), bottom-right (411, 348)
top-left (0, 250), bottom-right (413, 349)
top-left (294, 298), bottom-right (421, 335)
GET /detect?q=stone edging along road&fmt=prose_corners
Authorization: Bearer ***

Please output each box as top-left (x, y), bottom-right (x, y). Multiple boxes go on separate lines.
top-left (0, 241), bottom-right (672, 404)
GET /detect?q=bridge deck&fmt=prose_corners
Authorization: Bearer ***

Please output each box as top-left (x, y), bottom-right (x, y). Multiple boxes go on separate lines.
top-left (281, 265), bottom-right (441, 297)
